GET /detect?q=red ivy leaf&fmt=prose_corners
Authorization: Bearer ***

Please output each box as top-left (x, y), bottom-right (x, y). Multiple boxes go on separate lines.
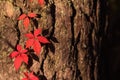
top-left (28, 13), bottom-right (37, 18)
top-left (33, 40), bottom-right (41, 55)
top-left (21, 54), bottom-right (28, 64)
top-left (37, 36), bottom-right (49, 43)
top-left (26, 39), bottom-right (34, 48)
top-left (23, 17), bottom-right (30, 29)
top-left (34, 29), bottom-right (41, 37)
top-left (18, 13), bottom-right (37, 29)
top-left (20, 49), bottom-right (28, 53)
top-left (22, 72), bottom-right (39, 80)
top-left (38, 0), bottom-right (44, 5)
top-left (25, 29), bottom-right (49, 55)
top-left (18, 14), bottom-right (27, 20)
top-left (9, 51), bottom-right (19, 58)
top-left (14, 55), bottom-right (23, 71)
top-left (25, 33), bottom-right (34, 39)
top-left (9, 45), bottom-right (28, 71)
top-left (17, 44), bottom-right (22, 51)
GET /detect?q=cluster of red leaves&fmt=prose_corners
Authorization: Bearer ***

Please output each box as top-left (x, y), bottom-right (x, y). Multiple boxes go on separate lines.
top-left (22, 72), bottom-right (39, 80)
top-left (9, 0), bottom-right (46, 80)
top-left (9, 45), bottom-right (28, 71)
top-left (9, 28), bottom-right (49, 71)
top-left (25, 29), bottom-right (49, 54)
top-left (18, 13), bottom-right (36, 29)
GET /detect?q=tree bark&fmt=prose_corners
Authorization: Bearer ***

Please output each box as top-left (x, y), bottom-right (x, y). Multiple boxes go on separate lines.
top-left (0, 0), bottom-right (107, 80)
top-left (41, 0), bottom-right (107, 80)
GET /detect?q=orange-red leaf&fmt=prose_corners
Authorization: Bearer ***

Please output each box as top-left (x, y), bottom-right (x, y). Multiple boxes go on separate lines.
top-left (29, 72), bottom-right (39, 80)
top-left (26, 39), bottom-right (34, 48)
top-left (17, 45), bottom-right (22, 51)
top-left (23, 17), bottom-right (30, 29)
top-left (14, 55), bottom-right (23, 71)
top-left (33, 40), bottom-right (41, 55)
top-left (20, 49), bottom-right (28, 54)
top-left (38, 0), bottom-right (44, 5)
top-left (9, 51), bottom-right (19, 58)
top-left (21, 54), bottom-right (28, 64)
top-left (18, 14), bottom-right (27, 20)
top-left (25, 33), bottom-right (34, 39)
top-left (37, 36), bottom-right (49, 43)
top-left (34, 29), bottom-right (41, 37)
top-left (28, 13), bottom-right (36, 18)
top-left (22, 72), bottom-right (39, 80)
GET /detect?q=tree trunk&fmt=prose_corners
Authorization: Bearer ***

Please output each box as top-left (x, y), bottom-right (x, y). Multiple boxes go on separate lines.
top-left (0, 0), bottom-right (107, 80)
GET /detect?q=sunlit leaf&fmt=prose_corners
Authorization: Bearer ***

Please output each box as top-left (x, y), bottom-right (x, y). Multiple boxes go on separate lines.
top-left (23, 17), bottom-right (30, 29)
top-left (14, 55), bottom-right (23, 71)
top-left (37, 36), bottom-right (49, 43)
top-left (18, 14), bottom-right (27, 20)
top-left (28, 13), bottom-right (37, 18)
top-left (33, 40), bottom-right (41, 54)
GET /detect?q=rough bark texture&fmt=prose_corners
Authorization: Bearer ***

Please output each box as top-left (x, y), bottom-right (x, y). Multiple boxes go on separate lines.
top-left (0, 0), bottom-right (107, 80)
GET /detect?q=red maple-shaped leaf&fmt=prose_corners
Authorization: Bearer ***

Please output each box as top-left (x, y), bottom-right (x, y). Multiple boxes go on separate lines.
top-left (22, 72), bottom-right (39, 80)
top-left (9, 45), bottom-right (28, 71)
top-left (18, 13), bottom-right (36, 29)
top-left (25, 29), bottom-right (49, 55)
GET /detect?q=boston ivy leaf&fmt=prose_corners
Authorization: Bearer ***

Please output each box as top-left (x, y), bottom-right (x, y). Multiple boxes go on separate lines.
top-left (34, 29), bottom-right (41, 37)
top-left (9, 45), bottom-right (28, 71)
top-left (18, 13), bottom-right (36, 29)
top-left (23, 17), bottom-right (30, 29)
top-left (25, 29), bottom-right (49, 55)
top-left (28, 13), bottom-right (37, 18)
top-left (14, 55), bottom-right (23, 71)
top-left (37, 36), bottom-right (49, 43)
top-left (18, 14), bottom-right (27, 20)
top-left (33, 40), bottom-right (41, 55)
top-left (22, 72), bottom-right (39, 80)
top-left (9, 51), bottom-right (19, 58)
top-left (26, 39), bottom-right (34, 48)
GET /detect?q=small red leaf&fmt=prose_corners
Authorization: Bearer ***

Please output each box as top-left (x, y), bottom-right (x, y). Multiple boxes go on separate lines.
top-left (23, 17), bottom-right (30, 29)
top-left (18, 14), bottom-right (27, 20)
top-left (37, 36), bottom-right (49, 43)
top-left (29, 72), bottom-right (39, 80)
top-left (17, 45), bottom-right (22, 51)
top-left (22, 72), bottom-right (39, 80)
top-left (26, 39), bottom-right (34, 48)
top-left (14, 55), bottom-right (23, 71)
top-left (21, 54), bottom-right (28, 64)
top-left (28, 13), bottom-right (37, 18)
top-left (9, 51), bottom-right (19, 58)
top-left (20, 49), bottom-right (28, 54)
top-left (33, 40), bottom-right (41, 54)
top-left (25, 33), bottom-right (34, 39)
top-left (38, 0), bottom-right (44, 5)
top-left (34, 29), bottom-right (41, 37)
top-left (24, 72), bottom-right (29, 77)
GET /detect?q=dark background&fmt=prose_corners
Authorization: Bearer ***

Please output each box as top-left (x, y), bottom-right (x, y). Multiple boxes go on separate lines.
top-left (104, 0), bottom-right (120, 80)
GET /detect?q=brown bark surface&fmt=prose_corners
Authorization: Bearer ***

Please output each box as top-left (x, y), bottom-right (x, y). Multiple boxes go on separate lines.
top-left (0, 0), bottom-right (107, 80)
